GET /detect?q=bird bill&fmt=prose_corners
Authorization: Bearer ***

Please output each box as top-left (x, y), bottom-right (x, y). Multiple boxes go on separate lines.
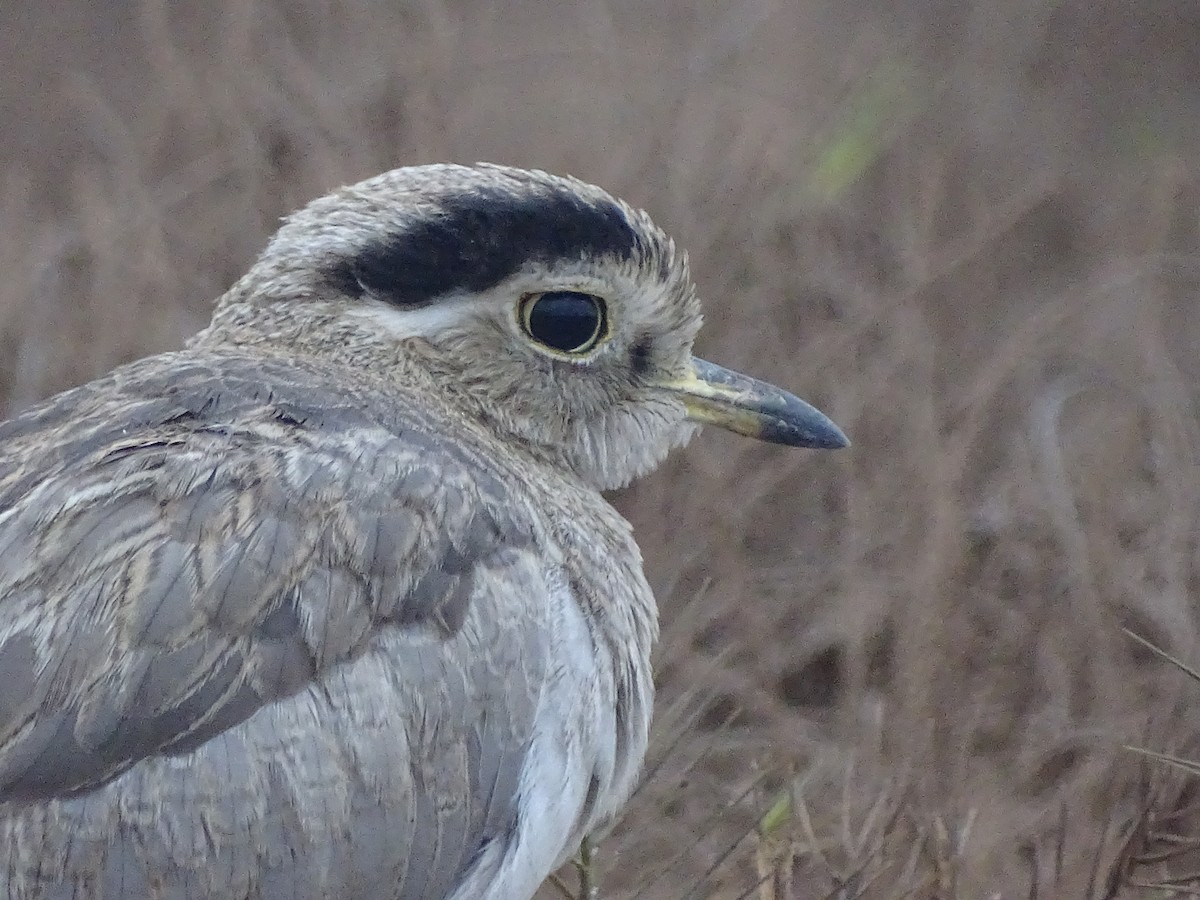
top-left (667, 359), bottom-right (849, 449)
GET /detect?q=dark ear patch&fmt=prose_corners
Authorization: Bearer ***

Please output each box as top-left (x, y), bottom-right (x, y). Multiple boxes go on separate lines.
top-left (325, 185), bottom-right (640, 307)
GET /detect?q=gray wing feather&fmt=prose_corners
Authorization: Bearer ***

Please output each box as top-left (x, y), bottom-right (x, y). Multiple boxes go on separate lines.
top-left (0, 354), bottom-right (532, 841)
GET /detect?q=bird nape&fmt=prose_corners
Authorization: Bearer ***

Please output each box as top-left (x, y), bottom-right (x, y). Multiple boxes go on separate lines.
top-left (0, 163), bottom-right (846, 900)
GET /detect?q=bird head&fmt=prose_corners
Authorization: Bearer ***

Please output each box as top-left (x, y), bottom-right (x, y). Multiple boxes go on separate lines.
top-left (202, 164), bottom-right (847, 490)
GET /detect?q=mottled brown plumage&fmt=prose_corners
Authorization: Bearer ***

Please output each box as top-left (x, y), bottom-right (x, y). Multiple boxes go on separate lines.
top-left (0, 164), bottom-right (846, 899)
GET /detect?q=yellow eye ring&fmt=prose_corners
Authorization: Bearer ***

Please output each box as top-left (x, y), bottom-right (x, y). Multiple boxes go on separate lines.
top-left (519, 291), bottom-right (608, 355)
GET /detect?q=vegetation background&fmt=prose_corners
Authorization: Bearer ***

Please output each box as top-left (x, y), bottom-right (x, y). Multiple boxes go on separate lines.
top-left (3, 1), bottom-right (1200, 896)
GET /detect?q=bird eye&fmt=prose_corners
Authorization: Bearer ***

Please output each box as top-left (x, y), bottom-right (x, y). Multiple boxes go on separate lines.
top-left (520, 291), bottom-right (608, 355)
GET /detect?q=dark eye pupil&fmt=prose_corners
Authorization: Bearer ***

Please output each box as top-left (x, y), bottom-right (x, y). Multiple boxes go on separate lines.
top-left (525, 291), bottom-right (605, 353)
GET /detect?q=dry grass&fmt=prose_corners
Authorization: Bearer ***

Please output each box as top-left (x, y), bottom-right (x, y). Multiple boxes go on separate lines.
top-left (3, 1), bottom-right (1200, 896)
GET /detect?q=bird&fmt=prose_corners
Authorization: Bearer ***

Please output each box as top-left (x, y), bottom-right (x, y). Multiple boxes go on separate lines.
top-left (0, 163), bottom-right (847, 899)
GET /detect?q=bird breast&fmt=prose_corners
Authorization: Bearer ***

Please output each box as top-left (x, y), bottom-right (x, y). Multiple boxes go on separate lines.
top-left (0, 524), bottom-right (652, 900)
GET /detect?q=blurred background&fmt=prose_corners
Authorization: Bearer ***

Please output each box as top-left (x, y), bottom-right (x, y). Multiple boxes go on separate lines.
top-left (3, 2), bottom-right (1200, 896)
